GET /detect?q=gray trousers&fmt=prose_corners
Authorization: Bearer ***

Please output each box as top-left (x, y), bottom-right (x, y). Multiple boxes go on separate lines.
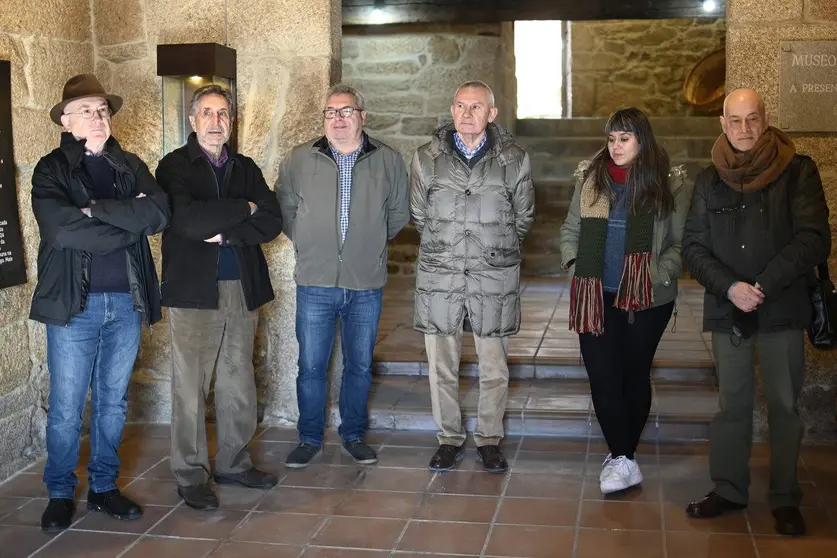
top-left (709, 329), bottom-right (806, 509)
top-left (168, 280), bottom-right (259, 486)
top-left (425, 331), bottom-right (510, 447)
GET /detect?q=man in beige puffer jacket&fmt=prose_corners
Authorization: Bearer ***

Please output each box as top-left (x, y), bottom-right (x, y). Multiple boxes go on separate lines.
top-left (410, 80), bottom-right (535, 474)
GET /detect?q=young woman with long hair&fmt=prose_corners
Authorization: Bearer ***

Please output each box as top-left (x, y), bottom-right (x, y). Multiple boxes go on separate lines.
top-left (559, 107), bottom-right (691, 494)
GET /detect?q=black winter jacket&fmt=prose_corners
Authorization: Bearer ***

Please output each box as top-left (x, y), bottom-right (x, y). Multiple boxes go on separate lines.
top-left (30, 133), bottom-right (170, 327)
top-left (683, 154), bottom-right (831, 333)
top-left (156, 133), bottom-right (283, 311)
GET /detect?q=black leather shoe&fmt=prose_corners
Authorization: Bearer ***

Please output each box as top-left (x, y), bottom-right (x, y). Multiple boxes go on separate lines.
top-left (773, 506), bottom-right (806, 536)
top-left (41, 498), bottom-right (74, 532)
top-left (429, 444), bottom-right (465, 471)
top-left (214, 467), bottom-right (278, 489)
top-left (477, 445), bottom-right (508, 474)
top-left (87, 489), bottom-right (142, 520)
top-left (686, 491), bottom-right (747, 518)
top-left (177, 483), bottom-right (219, 510)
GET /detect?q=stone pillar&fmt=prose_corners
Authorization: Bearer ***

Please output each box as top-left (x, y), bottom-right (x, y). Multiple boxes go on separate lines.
top-left (727, 0), bottom-right (837, 440)
top-left (92, 0), bottom-right (342, 426)
top-left (495, 22), bottom-right (517, 133)
top-left (0, 2), bottom-right (95, 479)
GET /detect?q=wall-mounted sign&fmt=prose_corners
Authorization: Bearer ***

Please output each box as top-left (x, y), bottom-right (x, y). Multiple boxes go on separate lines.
top-left (0, 60), bottom-right (27, 289)
top-left (779, 41), bottom-right (837, 132)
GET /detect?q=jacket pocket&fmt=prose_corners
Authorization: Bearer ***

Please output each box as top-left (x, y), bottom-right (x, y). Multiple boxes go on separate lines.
top-left (657, 262), bottom-right (672, 287)
top-left (484, 247), bottom-right (521, 268)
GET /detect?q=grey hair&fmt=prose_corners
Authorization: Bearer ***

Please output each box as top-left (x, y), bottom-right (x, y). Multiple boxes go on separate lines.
top-left (453, 80), bottom-right (495, 107)
top-left (325, 84), bottom-right (366, 111)
top-left (189, 84), bottom-right (235, 118)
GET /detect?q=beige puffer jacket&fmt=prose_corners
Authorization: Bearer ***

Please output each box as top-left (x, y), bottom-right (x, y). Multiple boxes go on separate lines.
top-left (410, 123), bottom-right (535, 337)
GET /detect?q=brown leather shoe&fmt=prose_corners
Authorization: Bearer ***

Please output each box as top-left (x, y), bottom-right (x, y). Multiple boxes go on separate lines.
top-left (177, 483), bottom-right (218, 510)
top-left (773, 506), bottom-right (806, 536)
top-left (214, 467), bottom-right (278, 489)
top-left (686, 491), bottom-right (747, 518)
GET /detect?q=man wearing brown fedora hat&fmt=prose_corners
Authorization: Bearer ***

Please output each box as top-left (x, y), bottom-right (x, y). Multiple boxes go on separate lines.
top-left (30, 73), bottom-right (170, 532)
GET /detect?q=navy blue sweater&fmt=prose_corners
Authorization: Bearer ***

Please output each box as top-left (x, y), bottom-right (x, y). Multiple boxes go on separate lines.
top-left (210, 163), bottom-right (240, 280)
top-left (84, 154), bottom-right (130, 293)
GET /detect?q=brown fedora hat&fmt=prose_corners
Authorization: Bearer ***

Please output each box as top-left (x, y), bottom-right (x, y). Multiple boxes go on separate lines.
top-left (50, 74), bottom-right (123, 126)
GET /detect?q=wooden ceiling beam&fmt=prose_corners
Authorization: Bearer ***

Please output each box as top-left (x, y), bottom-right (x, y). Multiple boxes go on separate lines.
top-left (342, 0), bottom-right (727, 26)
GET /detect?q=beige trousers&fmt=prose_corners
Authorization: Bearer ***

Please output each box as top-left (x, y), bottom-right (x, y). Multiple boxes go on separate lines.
top-left (425, 331), bottom-right (510, 447)
top-left (168, 280), bottom-right (259, 486)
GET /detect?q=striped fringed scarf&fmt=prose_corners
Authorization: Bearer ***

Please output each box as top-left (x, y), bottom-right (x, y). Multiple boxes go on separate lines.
top-left (569, 175), bottom-right (655, 335)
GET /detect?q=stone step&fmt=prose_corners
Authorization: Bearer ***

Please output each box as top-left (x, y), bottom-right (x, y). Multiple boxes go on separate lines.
top-left (516, 117), bottom-right (721, 138)
top-left (354, 376), bottom-right (717, 441)
top-left (531, 157), bottom-right (710, 183)
top-left (519, 136), bottom-right (716, 161)
top-left (373, 359), bottom-right (716, 385)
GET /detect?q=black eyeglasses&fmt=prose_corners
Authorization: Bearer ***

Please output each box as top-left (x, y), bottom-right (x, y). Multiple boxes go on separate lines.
top-left (323, 106), bottom-right (362, 119)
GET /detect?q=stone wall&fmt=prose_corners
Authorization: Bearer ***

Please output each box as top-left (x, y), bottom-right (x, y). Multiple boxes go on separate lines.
top-left (0, 1), bottom-right (95, 481)
top-left (0, 0), bottom-right (340, 482)
top-left (570, 18), bottom-right (726, 117)
top-left (727, 0), bottom-right (837, 441)
top-left (342, 23), bottom-right (517, 163)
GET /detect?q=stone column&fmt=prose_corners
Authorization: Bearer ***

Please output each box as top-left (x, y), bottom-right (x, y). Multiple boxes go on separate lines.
top-left (727, 0), bottom-right (837, 440)
top-left (92, 0), bottom-right (342, 426)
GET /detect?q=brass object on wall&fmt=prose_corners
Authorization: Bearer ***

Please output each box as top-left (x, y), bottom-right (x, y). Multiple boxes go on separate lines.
top-left (156, 43), bottom-right (237, 156)
top-left (683, 48), bottom-right (725, 115)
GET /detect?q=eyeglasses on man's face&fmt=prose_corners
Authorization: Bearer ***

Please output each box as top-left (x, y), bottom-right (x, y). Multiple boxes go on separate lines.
top-left (323, 106), bottom-right (362, 119)
top-left (64, 106), bottom-right (112, 120)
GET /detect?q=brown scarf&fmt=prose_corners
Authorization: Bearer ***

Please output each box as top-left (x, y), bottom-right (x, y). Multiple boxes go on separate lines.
top-left (711, 126), bottom-right (796, 193)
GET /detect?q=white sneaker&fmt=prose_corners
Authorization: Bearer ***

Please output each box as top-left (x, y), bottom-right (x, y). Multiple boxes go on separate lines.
top-left (600, 455), bottom-right (643, 494)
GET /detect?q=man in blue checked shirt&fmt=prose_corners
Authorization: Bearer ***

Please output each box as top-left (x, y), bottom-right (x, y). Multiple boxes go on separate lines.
top-left (276, 84), bottom-right (410, 468)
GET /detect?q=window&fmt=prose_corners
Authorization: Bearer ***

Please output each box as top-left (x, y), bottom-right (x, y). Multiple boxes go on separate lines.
top-left (514, 20), bottom-right (567, 118)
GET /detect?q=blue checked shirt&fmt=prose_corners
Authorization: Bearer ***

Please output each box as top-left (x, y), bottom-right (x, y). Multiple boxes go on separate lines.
top-left (453, 132), bottom-right (487, 160)
top-left (330, 143), bottom-right (363, 243)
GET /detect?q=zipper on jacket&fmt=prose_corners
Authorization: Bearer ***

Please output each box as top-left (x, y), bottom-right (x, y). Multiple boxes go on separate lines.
top-left (318, 151), bottom-right (345, 287)
top-left (335, 166), bottom-right (342, 287)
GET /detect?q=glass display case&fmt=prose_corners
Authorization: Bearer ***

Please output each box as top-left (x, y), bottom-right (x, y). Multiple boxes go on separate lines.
top-left (157, 43), bottom-right (237, 156)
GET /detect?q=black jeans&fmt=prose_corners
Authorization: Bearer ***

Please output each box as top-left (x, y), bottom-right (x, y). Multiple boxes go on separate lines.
top-left (579, 293), bottom-right (674, 459)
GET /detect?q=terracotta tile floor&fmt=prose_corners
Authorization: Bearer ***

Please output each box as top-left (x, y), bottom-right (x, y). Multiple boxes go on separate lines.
top-left (2, 425), bottom-right (837, 557)
top-left (374, 277), bottom-right (714, 369)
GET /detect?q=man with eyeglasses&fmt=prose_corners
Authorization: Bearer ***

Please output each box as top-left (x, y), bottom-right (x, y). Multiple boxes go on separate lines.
top-left (683, 88), bottom-right (831, 536)
top-left (410, 80), bottom-right (534, 474)
top-left (156, 84), bottom-right (284, 510)
top-left (31, 74), bottom-right (170, 531)
top-left (276, 84), bottom-right (409, 468)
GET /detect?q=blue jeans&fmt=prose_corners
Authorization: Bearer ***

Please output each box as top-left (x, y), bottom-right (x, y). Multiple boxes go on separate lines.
top-left (44, 293), bottom-right (141, 499)
top-left (296, 286), bottom-right (382, 447)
